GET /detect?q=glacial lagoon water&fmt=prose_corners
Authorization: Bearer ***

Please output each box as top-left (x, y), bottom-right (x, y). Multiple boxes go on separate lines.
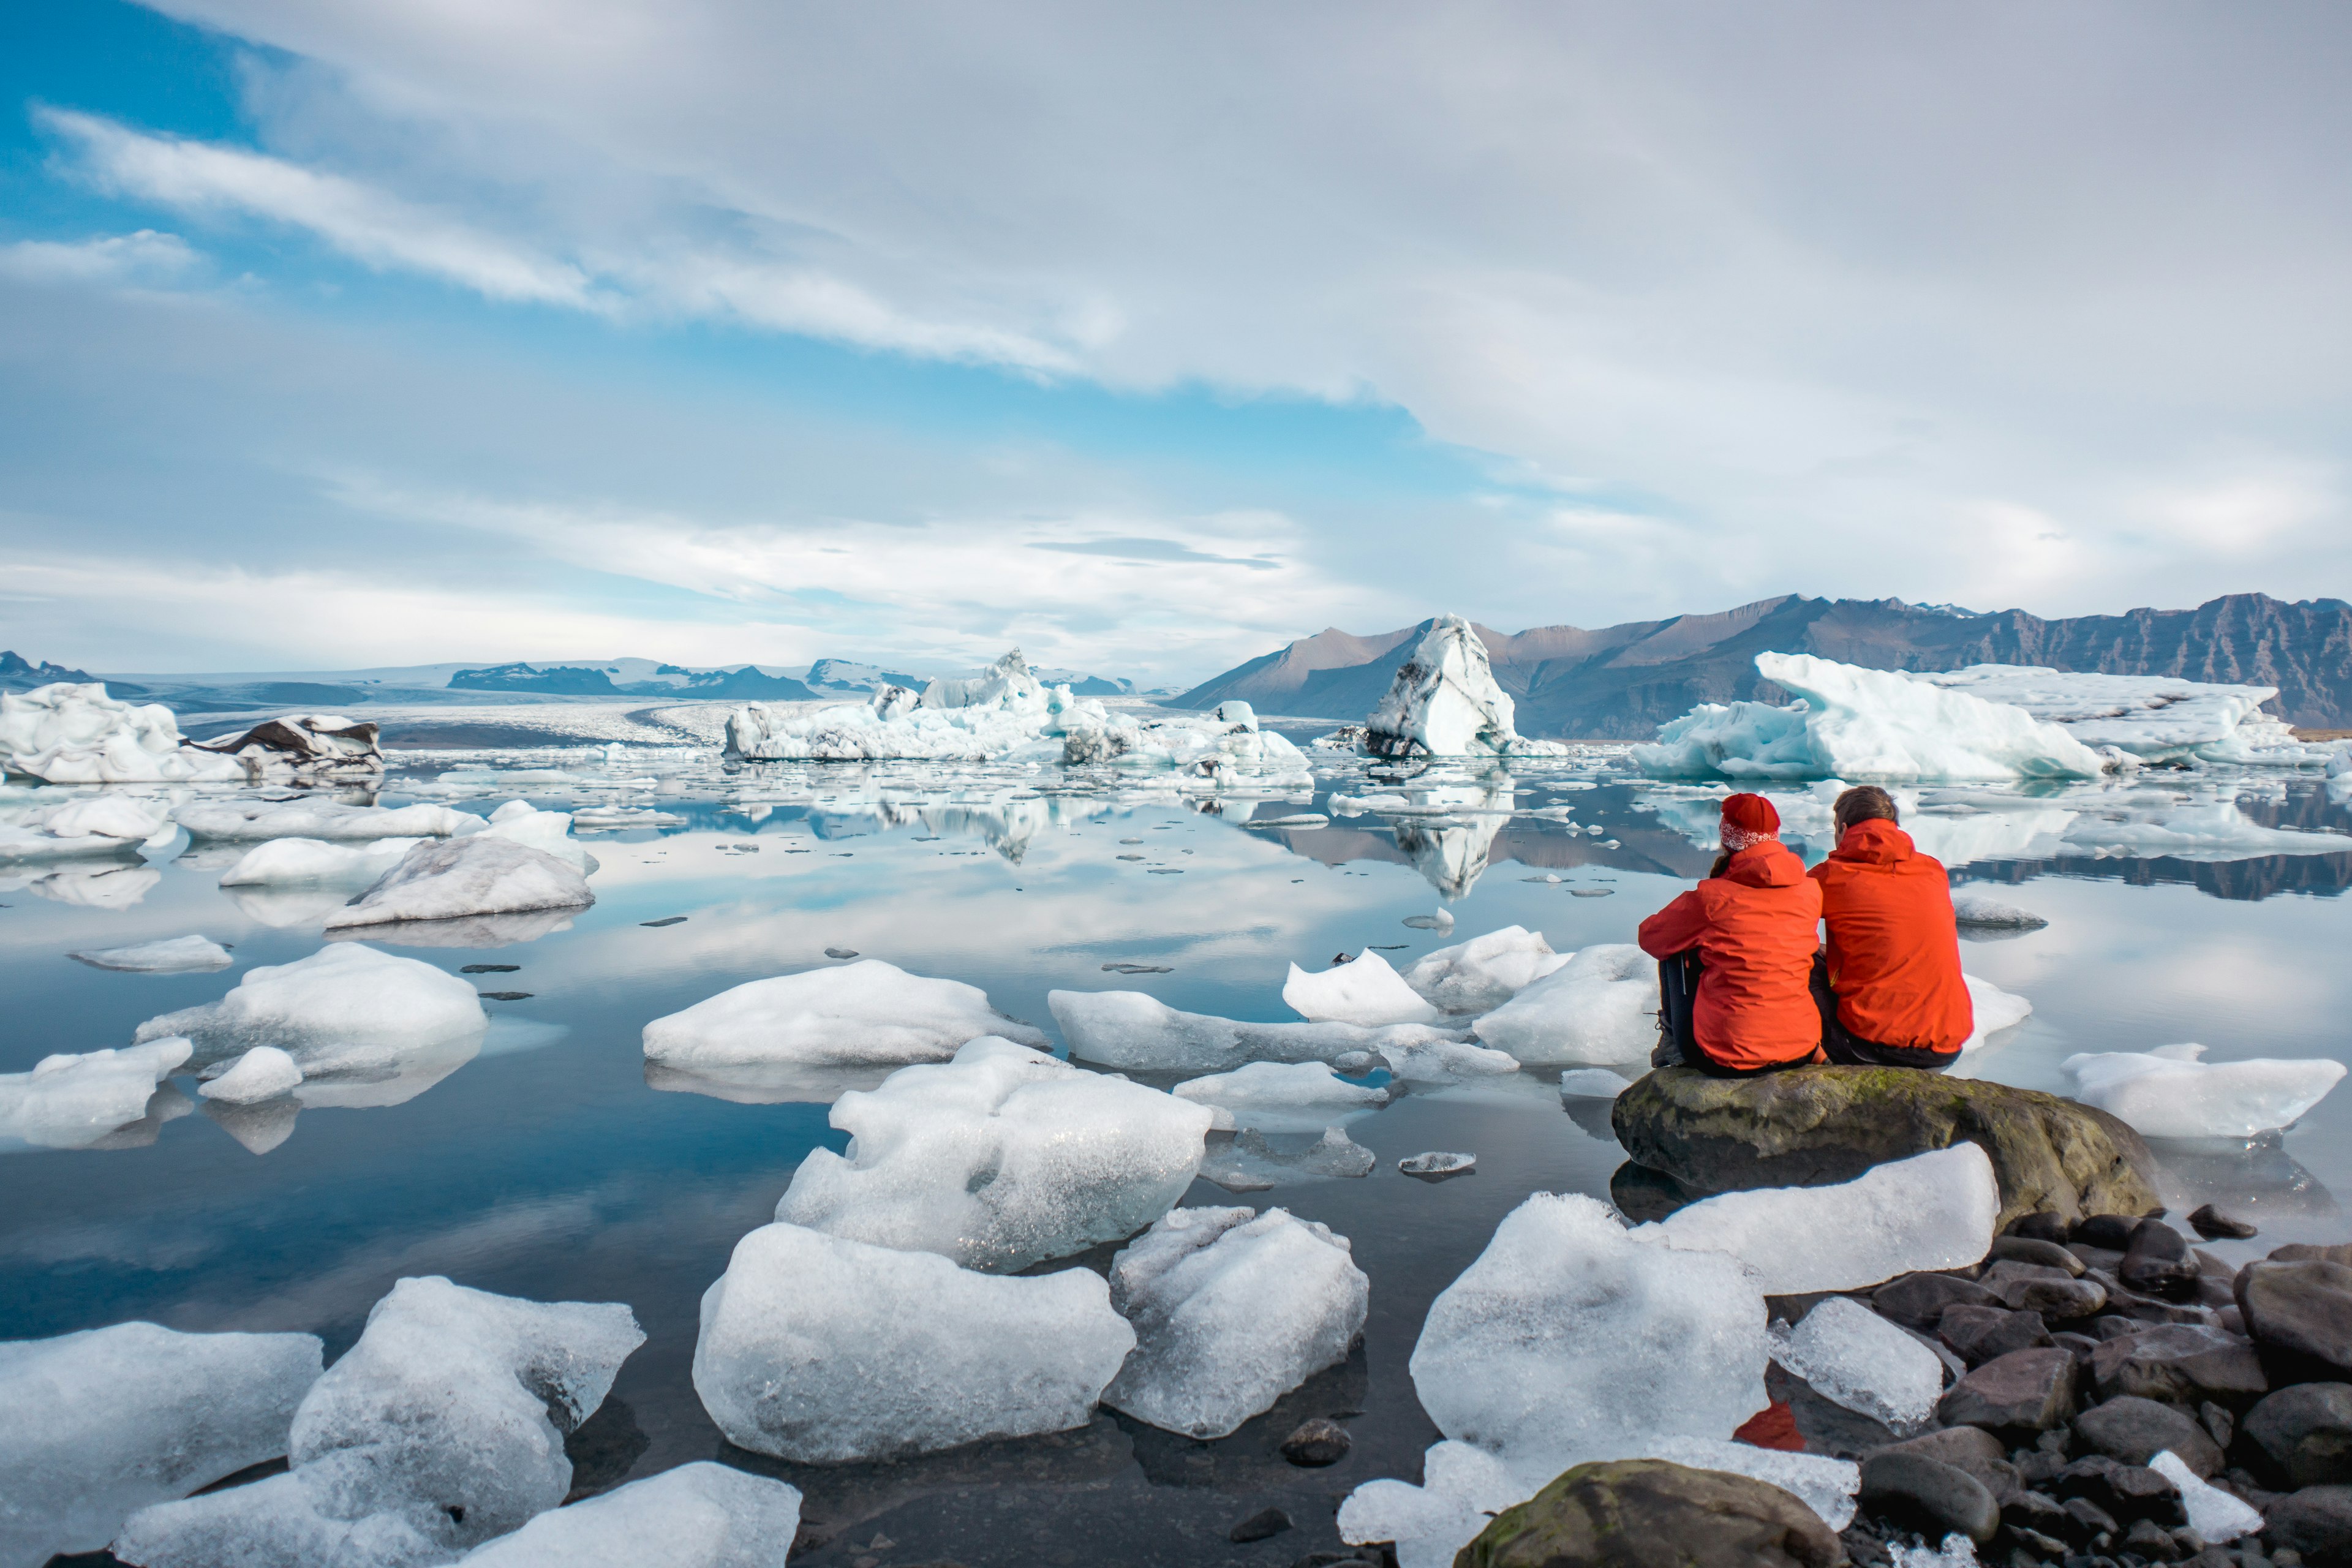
top-left (6, 713), bottom-right (2352, 1567)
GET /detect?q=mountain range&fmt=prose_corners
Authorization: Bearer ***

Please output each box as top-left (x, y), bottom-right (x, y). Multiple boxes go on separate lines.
top-left (1173, 593), bottom-right (2352, 737)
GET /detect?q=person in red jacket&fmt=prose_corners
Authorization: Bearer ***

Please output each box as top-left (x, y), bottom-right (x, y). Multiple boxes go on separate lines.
top-left (1637, 793), bottom-right (1825, 1075)
top-left (1808, 786), bottom-right (1974, 1069)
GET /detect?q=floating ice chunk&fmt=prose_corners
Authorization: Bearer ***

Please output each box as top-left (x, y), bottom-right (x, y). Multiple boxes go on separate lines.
top-left (1950, 891), bottom-right (2048, 929)
top-left (198, 1047), bottom-right (303, 1106)
top-left (0, 683), bottom-right (246, 784)
top-left (0, 1320), bottom-right (322, 1567)
top-left (114, 1277), bottom-right (643, 1568)
top-left (1403, 908), bottom-right (1455, 931)
top-left (1471, 944), bottom-right (1658, 1069)
top-left (1174, 1061), bottom-right (1390, 1133)
top-left (1050, 989), bottom-right (1468, 1072)
top-left (1400, 1152), bottom-right (1475, 1177)
top-left (1338, 1439), bottom-right (1530, 1568)
top-left (1284, 951), bottom-right (1442, 1027)
top-left (68, 935), bottom-right (233, 972)
top-left (1769, 1296), bottom-right (1945, 1433)
top-left (1559, 1068), bottom-right (1632, 1100)
top-left (2058, 802), bottom-right (2350, 860)
top-left (569, 806), bottom-right (684, 829)
top-left (455, 1462), bottom-right (802, 1568)
top-left (1959, 975), bottom-right (2032, 1052)
top-left (644, 959), bottom-right (1046, 1071)
top-left (0, 821), bottom-right (141, 862)
top-left (1641, 1439), bottom-right (1860, 1531)
top-left (1375, 1036), bottom-right (1521, 1082)
top-left (2062, 1044), bottom-right (2346, 1138)
top-left (189, 715), bottom-right (384, 780)
top-left (0, 1039), bottom-right (192, 1150)
top-left (217, 837), bottom-right (423, 886)
top-left (728, 650), bottom-right (1069, 763)
top-left (1199, 1126), bottom-right (1377, 1190)
top-left (177, 800), bottom-right (484, 842)
top-left (1362, 616), bottom-right (1566, 759)
top-left (1064, 703), bottom-right (1311, 778)
top-left (1915, 667), bottom-right (2326, 766)
top-left (475, 801), bottom-right (597, 873)
top-left (1410, 1193), bottom-right (1769, 1487)
top-left (2148, 1449), bottom-right (2263, 1542)
top-left (1400, 927), bottom-right (1566, 1015)
top-left (1639, 1144), bottom-right (1999, 1295)
top-left (775, 1037), bottom-right (1212, 1271)
top-left (135, 944), bottom-right (486, 1076)
top-left (324, 837), bottom-right (594, 933)
top-left (693, 1221), bottom-right (1134, 1461)
top-left (1889, 1534), bottom-right (1981, 1568)
top-left (36, 793), bottom-right (172, 840)
top-left (1102, 1205), bottom-right (1369, 1438)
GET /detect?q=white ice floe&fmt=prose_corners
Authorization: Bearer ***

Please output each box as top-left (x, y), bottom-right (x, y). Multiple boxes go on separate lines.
top-left (692, 1221), bottom-right (1134, 1461)
top-left (1470, 944), bottom-right (1657, 1070)
top-left (135, 943), bottom-right (486, 1076)
top-left (1959, 975), bottom-right (2033, 1054)
top-left (2062, 1044), bottom-right (2346, 1139)
top-left (728, 649), bottom-right (1080, 764)
top-left (2148, 1450), bottom-right (2263, 1543)
top-left (217, 837), bottom-right (423, 886)
top-left (189, 715), bottom-right (384, 780)
top-left (455, 1463), bottom-right (802, 1568)
top-left (0, 1039), bottom-right (192, 1152)
top-left (0, 684), bottom-right (245, 784)
top-left (1769, 1296), bottom-right (1945, 1434)
top-left (1558, 1068), bottom-right (1633, 1101)
top-left (1639, 1144), bottom-right (2000, 1295)
top-left (1173, 1061), bottom-right (1390, 1133)
top-left (197, 1047), bottom-right (303, 1106)
top-left (178, 799), bottom-right (484, 842)
top-left (1063, 700), bottom-right (1310, 780)
top-left (1410, 1192), bottom-right (1769, 1488)
top-left (1102, 1205), bottom-right (1369, 1439)
top-left (1949, 891), bottom-right (2048, 929)
top-left (1374, 1036), bottom-right (1521, 1083)
top-left (113, 1276), bottom-right (643, 1568)
top-left (1915, 667), bottom-right (2328, 766)
top-left (68, 935), bottom-right (233, 972)
top-left (1338, 1439), bottom-right (1529, 1568)
top-left (0, 1320), bottom-right (322, 1568)
top-left (1400, 927), bottom-right (1567, 1016)
top-left (774, 1037), bottom-right (1213, 1272)
top-left (1362, 616), bottom-right (1566, 760)
top-left (1051, 989), bottom-right (1468, 1073)
top-left (1199, 1127), bottom-right (1378, 1190)
top-left (1635, 654), bottom-right (2112, 782)
top-left (475, 801), bottom-right (597, 873)
top-left (33, 794), bottom-right (173, 843)
top-left (1283, 951), bottom-right (1442, 1027)
top-left (644, 960), bottom-right (1047, 1074)
top-left (324, 837), bottom-right (594, 933)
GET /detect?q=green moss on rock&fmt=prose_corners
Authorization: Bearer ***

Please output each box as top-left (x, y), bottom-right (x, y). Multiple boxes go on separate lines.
top-left (1456, 1458), bottom-right (1845, 1568)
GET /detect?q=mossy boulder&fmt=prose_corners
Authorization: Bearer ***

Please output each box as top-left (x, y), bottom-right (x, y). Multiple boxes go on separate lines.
top-left (1455, 1457), bottom-right (1844, 1568)
top-left (1610, 1066), bottom-right (2160, 1232)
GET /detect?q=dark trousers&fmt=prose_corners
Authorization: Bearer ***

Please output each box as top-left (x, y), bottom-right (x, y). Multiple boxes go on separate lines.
top-left (1808, 952), bottom-right (1958, 1072)
top-left (1655, 952), bottom-right (1819, 1079)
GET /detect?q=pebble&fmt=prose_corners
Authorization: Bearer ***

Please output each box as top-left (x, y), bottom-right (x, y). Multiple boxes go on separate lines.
top-left (2189, 1204), bottom-right (2259, 1240)
top-left (1857, 1451), bottom-right (2000, 1545)
top-left (1229, 1507), bottom-right (1292, 1543)
top-left (1280, 1417), bottom-right (1351, 1466)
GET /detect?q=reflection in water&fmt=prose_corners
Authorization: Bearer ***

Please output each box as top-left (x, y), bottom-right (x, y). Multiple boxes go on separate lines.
top-left (644, 1059), bottom-right (895, 1107)
top-left (2147, 1133), bottom-right (2338, 1223)
top-left (204, 1095), bottom-right (301, 1155)
top-left (84, 1085), bottom-right (195, 1150)
top-left (23, 864), bottom-right (163, 910)
top-left (323, 909), bottom-right (579, 948)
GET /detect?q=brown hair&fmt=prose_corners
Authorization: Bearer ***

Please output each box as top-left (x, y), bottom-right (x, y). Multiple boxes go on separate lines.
top-left (1834, 785), bottom-right (1899, 832)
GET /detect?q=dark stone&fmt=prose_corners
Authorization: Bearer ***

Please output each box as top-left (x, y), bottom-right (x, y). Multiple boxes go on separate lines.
top-left (2273, 1244), bottom-right (2352, 1268)
top-left (2244, 1385), bottom-right (2352, 1488)
top-left (1860, 1452), bottom-right (2003, 1544)
top-left (1770, 1362), bottom-right (1900, 1458)
top-left (1997, 1236), bottom-right (2094, 1276)
top-left (2077, 1216), bottom-right (2147, 1251)
top-left (1455, 1458), bottom-right (1845, 1568)
top-left (1985, 1261), bottom-right (2111, 1321)
top-left (2073, 1243), bottom-right (2130, 1275)
top-left (2236, 1262), bottom-right (2352, 1385)
top-left (2125, 1226), bottom-right (2203, 1302)
top-left (2013, 1212), bottom-right (2078, 1244)
top-left (1945, 1305), bottom-right (2059, 1368)
top-left (2132, 1223), bottom-right (2191, 1262)
top-left (2188, 1207), bottom-right (2258, 1242)
top-left (2266, 1485), bottom-right (2352, 1566)
top-left (2003, 1520), bottom-right (2071, 1558)
top-left (1877, 1272), bottom-right (2000, 1329)
top-left (1873, 1427), bottom-right (2020, 1502)
top-left (1942, 1348), bottom-right (2080, 1435)
top-left (1610, 1068), bottom-right (2164, 1232)
top-left (2201, 1400), bottom-right (2234, 1452)
top-left (1608, 1161), bottom-right (1698, 1224)
top-left (1280, 1418), bottom-right (1351, 1467)
top-left (2006, 1488), bottom-right (2073, 1532)
top-left (2073, 1396), bottom-right (2225, 1477)
top-left (1231, 1507), bottom-right (1293, 1543)
top-left (2091, 1326), bottom-right (2269, 1411)
top-left (2056, 1332), bottom-right (2104, 1371)
top-left (2055, 1457), bottom-right (2189, 1528)
top-left (2124, 1517), bottom-right (2185, 1560)
top-left (2064, 1493), bottom-right (2122, 1543)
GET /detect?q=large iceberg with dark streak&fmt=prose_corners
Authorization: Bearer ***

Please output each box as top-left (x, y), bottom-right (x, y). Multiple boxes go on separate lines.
top-left (1362, 616), bottom-right (1565, 759)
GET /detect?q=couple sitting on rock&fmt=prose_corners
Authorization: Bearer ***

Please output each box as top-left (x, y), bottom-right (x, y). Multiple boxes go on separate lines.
top-left (1638, 788), bottom-right (1974, 1077)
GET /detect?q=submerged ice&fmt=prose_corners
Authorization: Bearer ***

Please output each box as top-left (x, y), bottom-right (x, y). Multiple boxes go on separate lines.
top-left (1051, 989), bottom-right (1468, 1073)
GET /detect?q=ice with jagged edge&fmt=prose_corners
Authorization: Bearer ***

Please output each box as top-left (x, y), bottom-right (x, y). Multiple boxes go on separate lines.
top-left (0, 793), bottom-right (175, 861)
top-left (1, 1320), bottom-right (322, 1568)
top-left (1062, 699), bottom-right (1311, 783)
top-left (1173, 1061), bottom-right (1390, 1133)
top-left (727, 648), bottom-right (1097, 763)
top-left (219, 837), bottom-right (424, 886)
top-left (1283, 950), bottom-right (1441, 1027)
top-left (1400, 926), bottom-right (1568, 1015)
top-left (1362, 615), bottom-right (1567, 760)
top-left (1338, 1440), bottom-right (1529, 1568)
top-left (1950, 891), bottom-right (2047, 928)
top-left (1956, 975), bottom-right (2032, 1055)
top-left (0, 1039), bottom-right (192, 1152)
top-left (2149, 1450), bottom-right (2263, 1543)
top-left (1199, 1126), bottom-right (1378, 1191)
top-left (1915, 666), bottom-right (2333, 766)
top-left (1470, 944), bottom-right (1657, 1069)
top-left (69, 935), bottom-right (233, 972)
top-left (1890, 1535), bottom-right (1982, 1568)
top-left (774, 1036), bottom-right (1212, 1271)
top-left (1559, 1068), bottom-right (1634, 1101)
top-left (1102, 1205), bottom-right (1369, 1439)
top-left (178, 799), bottom-right (486, 841)
top-left (325, 837), bottom-right (594, 933)
top-left (187, 714), bottom-right (385, 781)
top-left (1409, 1192), bottom-right (1769, 1489)
top-left (455, 1462), bottom-right (803, 1568)
top-left (113, 1276), bottom-right (643, 1568)
top-left (1050, 989), bottom-right (1471, 1073)
top-left (2063, 1044), bottom-right (2346, 1139)
top-left (1770, 1296), bottom-right (1945, 1433)
top-left (0, 683), bottom-right (247, 784)
top-left (474, 801), bottom-right (598, 872)
top-left (135, 943), bottom-right (486, 1077)
top-left (692, 1221), bottom-right (1134, 1461)
top-left (1638, 1144), bottom-right (1999, 1295)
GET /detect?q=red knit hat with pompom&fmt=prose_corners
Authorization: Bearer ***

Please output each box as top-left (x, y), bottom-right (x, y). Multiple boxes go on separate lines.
top-left (1719, 793), bottom-right (1780, 851)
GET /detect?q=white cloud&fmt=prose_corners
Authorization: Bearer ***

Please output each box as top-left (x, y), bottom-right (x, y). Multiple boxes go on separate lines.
top-left (0, 228), bottom-right (200, 286)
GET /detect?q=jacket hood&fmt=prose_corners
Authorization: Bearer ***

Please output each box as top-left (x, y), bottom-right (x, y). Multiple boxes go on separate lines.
top-left (1831, 818), bottom-right (1915, 866)
top-left (1722, 840), bottom-right (1808, 888)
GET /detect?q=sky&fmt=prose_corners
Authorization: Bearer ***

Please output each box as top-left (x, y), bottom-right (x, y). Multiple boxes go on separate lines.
top-left (1, 1), bottom-right (2347, 682)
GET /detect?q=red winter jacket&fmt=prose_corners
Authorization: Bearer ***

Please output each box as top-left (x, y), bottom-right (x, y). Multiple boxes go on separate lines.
top-left (1808, 818), bottom-right (1975, 1054)
top-left (1638, 841), bottom-right (1824, 1071)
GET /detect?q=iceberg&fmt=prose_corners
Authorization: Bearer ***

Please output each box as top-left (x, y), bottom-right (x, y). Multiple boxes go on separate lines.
top-left (1950, 891), bottom-right (2047, 929)
top-left (1, 794), bottom-right (174, 861)
top-left (775, 1037), bottom-right (1210, 1270)
top-left (1638, 1144), bottom-right (1999, 1295)
top-left (692, 1221), bottom-right (1134, 1461)
top-left (1172, 1060), bottom-right (1391, 1132)
top-left (197, 1047), bottom-right (304, 1106)
top-left (218, 837), bottom-right (424, 887)
top-left (0, 1039), bottom-right (192, 1151)
top-left (643, 959), bottom-right (1046, 1072)
top-left (0, 683), bottom-right (245, 784)
top-left (2062, 1044), bottom-right (2345, 1138)
top-left (1050, 989), bottom-right (1468, 1072)
top-left (1102, 1205), bottom-right (1369, 1439)
top-left (1061, 700), bottom-right (1310, 781)
top-left (1362, 616), bottom-right (1566, 759)
top-left (113, 1277), bottom-right (643, 1568)
top-left (1768, 1296), bottom-right (1945, 1433)
top-left (189, 715), bottom-right (384, 780)
top-left (68, 935), bottom-right (233, 972)
top-left (1959, 974), bottom-right (2032, 1053)
top-left (1283, 950), bottom-right (1441, 1027)
top-left (1400, 926), bottom-right (1567, 1015)
top-left (474, 801), bottom-right (596, 873)
top-left (178, 800), bottom-right (485, 842)
top-left (728, 649), bottom-right (1078, 763)
top-left (1469, 944), bottom-right (1658, 1069)
top-left (0, 1320), bottom-right (322, 1568)
top-left (454, 1463), bottom-right (802, 1568)
top-left (323, 837), bottom-right (594, 933)
top-left (1916, 666), bottom-right (2329, 766)
top-left (134, 943), bottom-right (486, 1076)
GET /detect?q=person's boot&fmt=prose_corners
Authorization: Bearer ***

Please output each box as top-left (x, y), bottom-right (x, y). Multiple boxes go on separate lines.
top-left (1651, 1027), bottom-right (1684, 1070)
